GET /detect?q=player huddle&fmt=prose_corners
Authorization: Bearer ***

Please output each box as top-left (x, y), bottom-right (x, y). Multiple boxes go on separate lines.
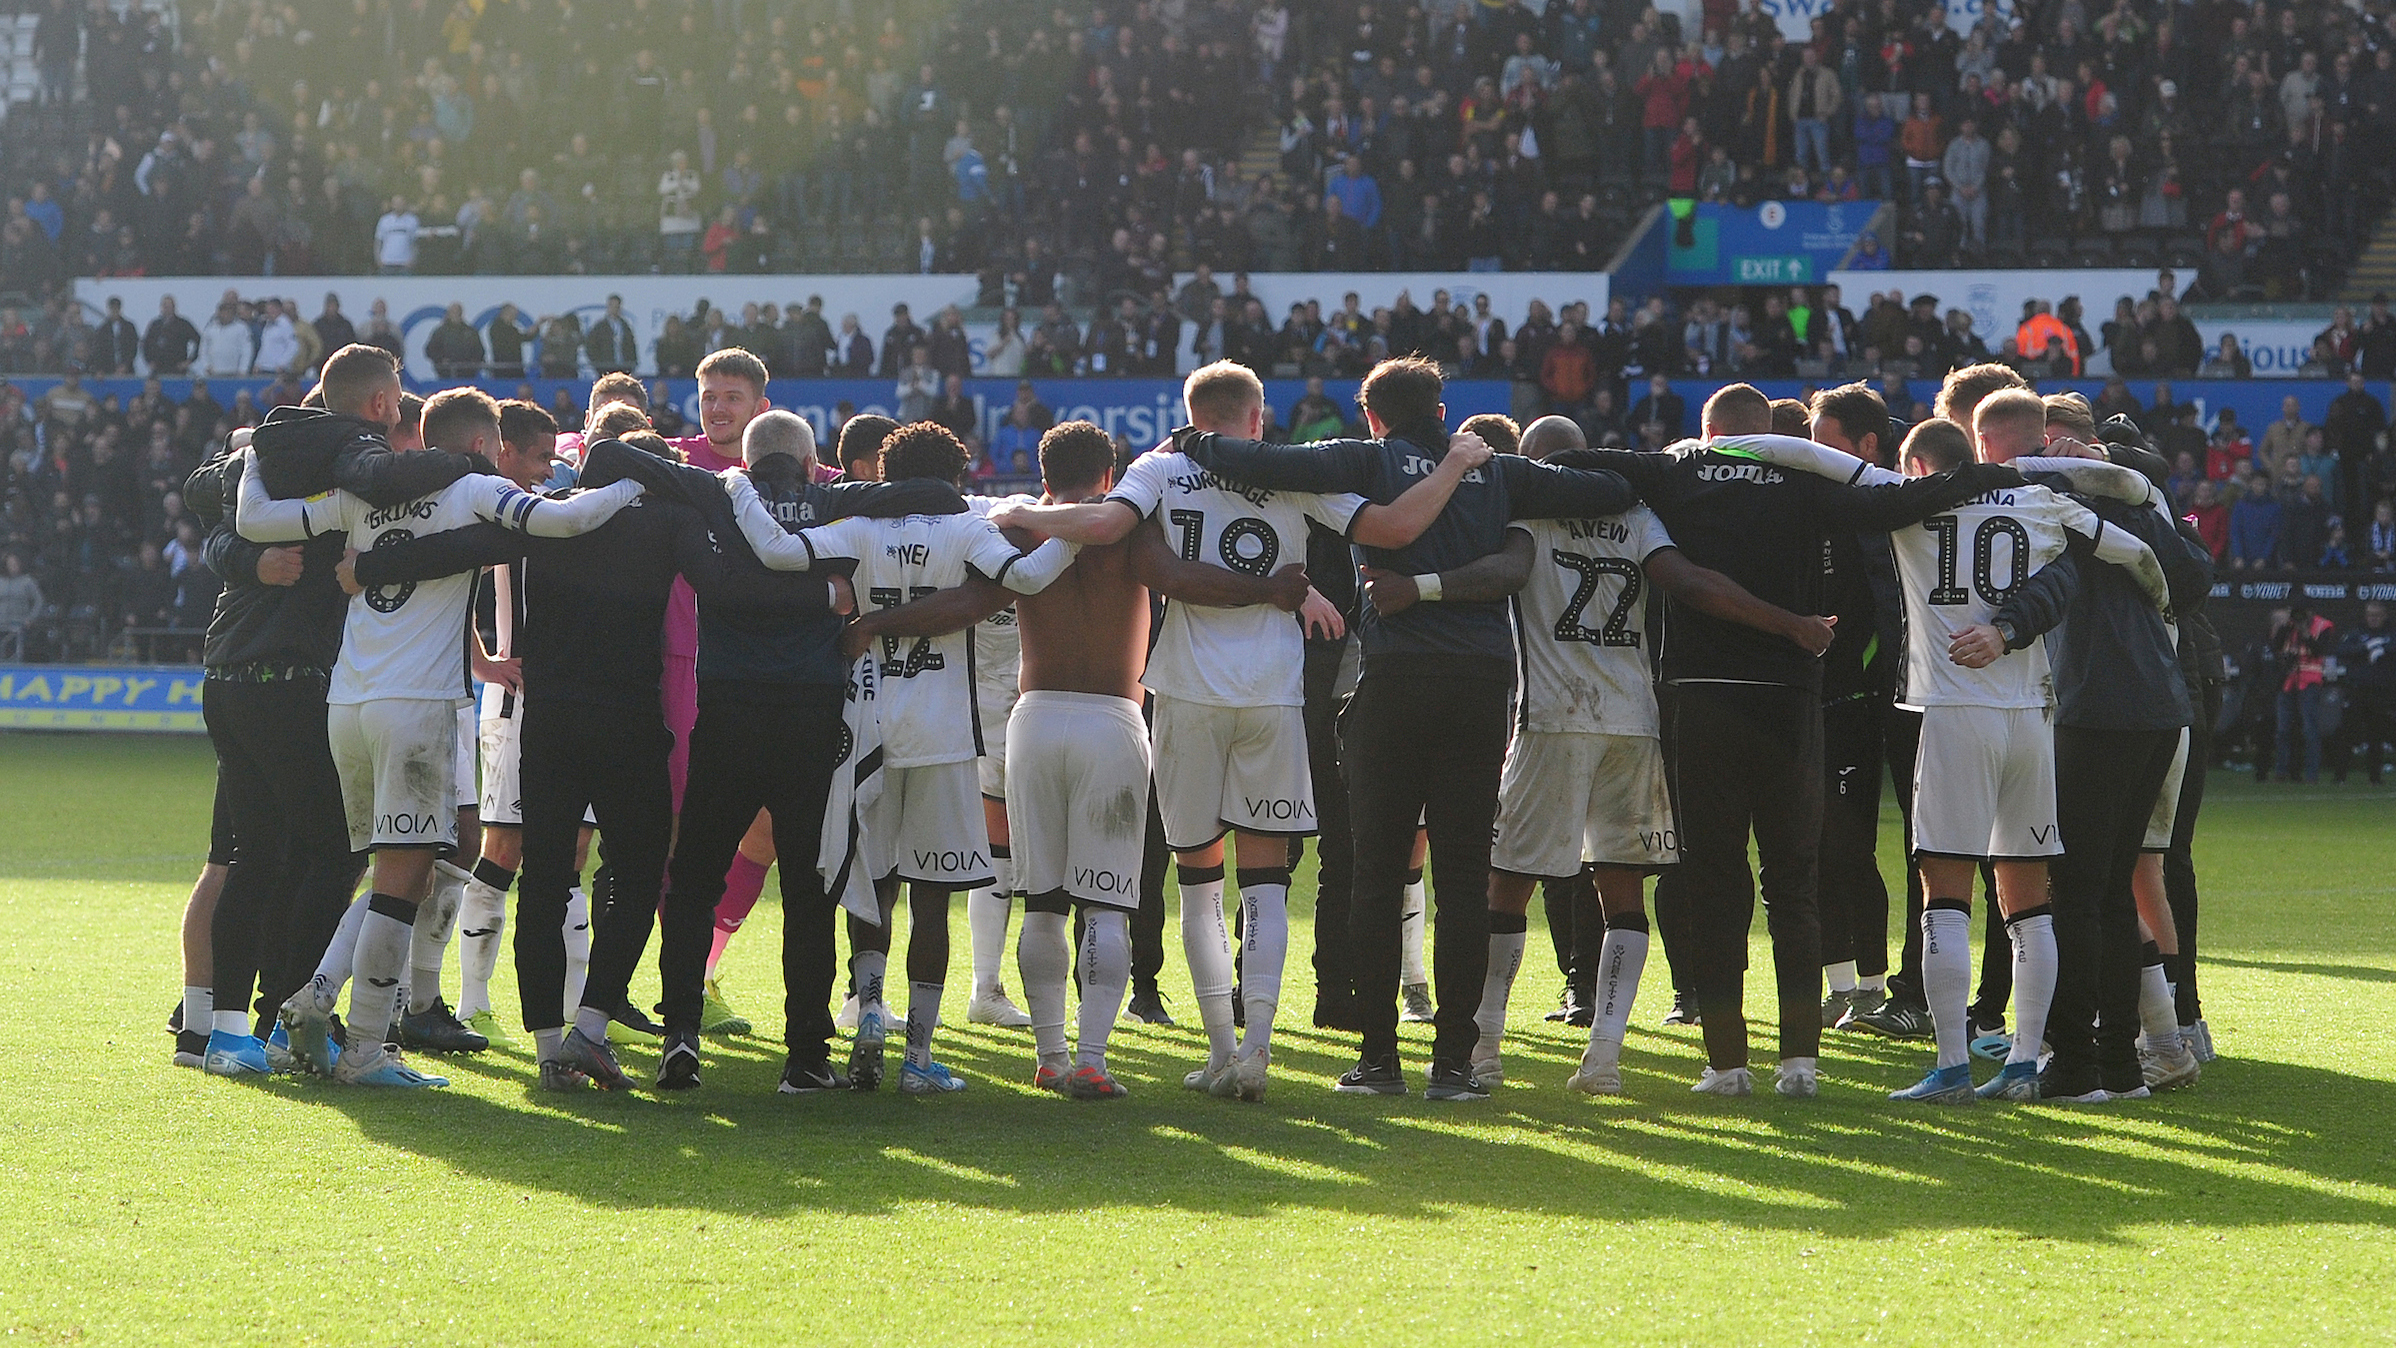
top-left (167, 340), bottom-right (2217, 1107)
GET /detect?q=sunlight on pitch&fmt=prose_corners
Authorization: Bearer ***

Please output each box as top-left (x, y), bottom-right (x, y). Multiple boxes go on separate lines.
top-left (1146, 1123), bottom-right (1368, 1184)
top-left (882, 1147), bottom-right (1019, 1187)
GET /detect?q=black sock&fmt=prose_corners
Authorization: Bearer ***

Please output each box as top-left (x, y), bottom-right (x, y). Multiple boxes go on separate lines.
top-left (471, 857), bottom-right (515, 891)
top-left (1487, 910), bottom-right (1529, 935)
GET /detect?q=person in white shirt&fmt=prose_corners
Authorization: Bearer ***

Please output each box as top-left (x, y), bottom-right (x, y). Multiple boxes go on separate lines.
top-left (252, 299), bottom-right (300, 374)
top-left (989, 361), bottom-right (1491, 1100)
top-left (236, 386), bottom-right (642, 1087)
top-left (1720, 396), bottom-right (2168, 1104)
top-left (1445, 416), bottom-right (1835, 1093)
top-left (731, 422), bottom-right (1076, 1093)
top-left (198, 300), bottom-right (254, 378)
top-left (375, 197), bottom-right (419, 273)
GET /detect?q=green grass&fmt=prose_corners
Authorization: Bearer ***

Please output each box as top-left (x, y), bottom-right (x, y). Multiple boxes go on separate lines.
top-left (3, 732), bottom-right (2394, 1345)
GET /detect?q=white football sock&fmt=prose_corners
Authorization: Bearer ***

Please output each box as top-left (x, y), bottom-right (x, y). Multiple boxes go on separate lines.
top-left (312, 892), bottom-right (370, 994)
top-left (852, 950), bottom-right (888, 1020)
top-left (1474, 922), bottom-right (1528, 1054)
top-left (1017, 909), bottom-right (1072, 1071)
top-left (1860, 972), bottom-right (1888, 992)
top-left (968, 862), bottom-right (1012, 996)
top-left (2138, 961), bottom-right (2182, 1054)
top-left (456, 875), bottom-right (510, 1019)
top-left (572, 1003), bottom-right (610, 1043)
top-left (2006, 911), bottom-right (2059, 1066)
top-left (349, 899), bottom-right (416, 1049)
top-left (1922, 906), bottom-right (1972, 1071)
top-left (533, 1026), bottom-right (564, 1061)
top-left (406, 862), bottom-right (468, 1015)
top-left (1076, 908), bottom-right (1131, 1070)
top-left (1178, 870), bottom-right (1236, 1068)
top-left (1825, 959), bottom-right (1859, 994)
top-left (904, 980), bottom-right (943, 1069)
top-left (1400, 873), bottom-right (1428, 986)
top-left (561, 887), bottom-right (591, 1020)
top-left (1238, 882), bottom-right (1290, 1056)
top-left (212, 1009), bottom-right (249, 1038)
top-left (1586, 928), bottom-right (1648, 1068)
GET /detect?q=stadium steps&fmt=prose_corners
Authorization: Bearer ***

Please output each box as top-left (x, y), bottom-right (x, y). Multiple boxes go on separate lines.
top-left (1238, 125), bottom-right (1282, 183)
top-left (2342, 210), bottom-right (2396, 302)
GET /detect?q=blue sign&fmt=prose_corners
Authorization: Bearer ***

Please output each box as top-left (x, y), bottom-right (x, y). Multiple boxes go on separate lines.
top-left (1669, 201), bottom-right (1882, 286)
top-left (0, 665), bottom-right (207, 732)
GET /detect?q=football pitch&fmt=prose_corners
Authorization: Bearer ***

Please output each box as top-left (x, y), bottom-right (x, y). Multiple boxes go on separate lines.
top-left (3, 732), bottom-right (2393, 1345)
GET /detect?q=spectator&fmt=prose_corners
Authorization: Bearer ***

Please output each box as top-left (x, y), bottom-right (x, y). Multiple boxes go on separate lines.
top-left (836, 313), bottom-right (874, 376)
top-left (2271, 604), bottom-right (2338, 783)
top-left (0, 553), bottom-right (45, 659)
top-left (2371, 500), bottom-right (2396, 571)
top-left (586, 295), bottom-right (639, 375)
top-left (2261, 397), bottom-right (2315, 467)
top-left (373, 197), bottom-right (419, 275)
top-left (1629, 372), bottom-right (1685, 442)
top-left (140, 297), bottom-right (198, 375)
top-left (989, 381), bottom-right (1052, 466)
top-left (426, 302), bottom-right (486, 378)
top-left (895, 346), bottom-right (940, 423)
top-left (197, 300), bottom-right (251, 378)
top-left (2282, 475), bottom-right (2334, 567)
top-left (487, 304), bottom-right (530, 380)
top-left (658, 152), bottom-right (704, 267)
top-left (2199, 333), bottom-right (2253, 380)
top-left (2324, 373), bottom-right (2387, 513)
top-left (2230, 471), bottom-right (2285, 569)
top-left (252, 299), bottom-right (300, 375)
top-left (2187, 479), bottom-right (2229, 560)
top-left (313, 295), bottom-right (357, 354)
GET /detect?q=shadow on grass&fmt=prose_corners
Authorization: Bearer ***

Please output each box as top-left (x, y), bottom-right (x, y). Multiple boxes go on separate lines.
top-left (2204, 954), bottom-right (2396, 984)
top-left (275, 1014), bottom-right (2396, 1243)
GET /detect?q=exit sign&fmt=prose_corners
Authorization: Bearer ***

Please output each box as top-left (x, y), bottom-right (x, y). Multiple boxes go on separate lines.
top-left (1736, 256), bottom-right (1813, 282)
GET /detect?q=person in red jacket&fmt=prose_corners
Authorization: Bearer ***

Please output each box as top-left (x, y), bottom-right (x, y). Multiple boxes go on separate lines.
top-left (1540, 320), bottom-right (1598, 412)
top-left (1636, 50), bottom-right (1690, 187)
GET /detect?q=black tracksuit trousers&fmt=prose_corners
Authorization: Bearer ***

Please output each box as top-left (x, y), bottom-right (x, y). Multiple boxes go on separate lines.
top-left (518, 693), bottom-right (674, 1033)
top-left (1651, 682), bottom-right (1824, 1062)
top-left (1342, 671), bottom-right (1510, 1066)
top-left (204, 676), bottom-right (362, 1033)
top-left (1817, 695), bottom-right (1889, 979)
top-left (660, 684), bottom-right (845, 1056)
top-left (1301, 647), bottom-right (1356, 1011)
top-left (2163, 681), bottom-right (2220, 1024)
top-left (2047, 724), bottom-right (2181, 1087)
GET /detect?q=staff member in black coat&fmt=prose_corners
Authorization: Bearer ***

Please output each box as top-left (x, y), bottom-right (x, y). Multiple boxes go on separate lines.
top-left (1575, 384), bottom-right (2018, 1097)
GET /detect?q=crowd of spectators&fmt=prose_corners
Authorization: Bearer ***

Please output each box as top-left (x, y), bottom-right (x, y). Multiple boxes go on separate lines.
top-left (9, 0), bottom-right (2386, 299)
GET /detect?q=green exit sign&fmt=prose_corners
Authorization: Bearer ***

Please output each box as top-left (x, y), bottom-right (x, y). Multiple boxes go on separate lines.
top-left (1736, 256), bottom-right (1813, 282)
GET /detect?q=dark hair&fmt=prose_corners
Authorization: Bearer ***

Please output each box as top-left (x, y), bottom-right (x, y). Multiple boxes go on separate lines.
top-left (1769, 397), bottom-right (1811, 437)
top-left (1039, 420), bottom-right (1115, 494)
top-left (588, 401), bottom-right (650, 440)
top-left (396, 391), bottom-right (426, 435)
top-left (587, 371), bottom-right (646, 418)
top-left (1809, 381), bottom-right (1891, 459)
top-left (497, 398), bottom-right (559, 448)
top-left (1934, 361), bottom-right (2028, 425)
top-left (318, 343), bottom-right (401, 416)
top-left (421, 387), bottom-right (502, 449)
top-left (1456, 412), bottom-right (1520, 456)
top-left (1358, 356), bottom-right (1445, 438)
top-left (618, 429), bottom-right (684, 462)
top-left (879, 422), bottom-right (969, 485)
top-left (696, 346), bottom-right (769, 389)
top-left (838, 412), bottom-right (899, 473)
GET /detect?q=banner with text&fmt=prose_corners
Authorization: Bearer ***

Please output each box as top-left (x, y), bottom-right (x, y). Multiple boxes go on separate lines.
top-left (0, 665), bottom-right (206, 733)
top-left (1671, 201), bottom-right (1883, 286)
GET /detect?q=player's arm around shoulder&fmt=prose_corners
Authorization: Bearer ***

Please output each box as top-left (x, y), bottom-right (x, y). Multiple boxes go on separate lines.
top-left (1645, 543), bottom-right (1836, 655)
top-left (1348, 430), bottom-right (1493, 548)
top-left (1170, 427), bottom-right (1383, 495)
top-left (1362, 527), bottom-right (1535, 616)
top-left (481, 472), bottom-right (643, 538)
top-left (1125, 516), bottom-right (1310, 612)
top-left (838, 574), bottom-right (1013, 661)
top-left (233, 449), bottom-right (351, 543)
top-left (1498, 451), bottom-right (1638, 521)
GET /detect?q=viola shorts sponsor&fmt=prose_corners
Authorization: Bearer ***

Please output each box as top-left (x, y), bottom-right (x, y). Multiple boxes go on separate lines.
top-left (1149, 695), bottom-right (1314, 850)
top-left (867, 759), bottom-right (995, 888)
top-left (1004, 692), bottom-right (1152, 912)
top-left (1492, 731), bottom-right (1678, 876)
top-left (329, 696), bottom-right (463, 853)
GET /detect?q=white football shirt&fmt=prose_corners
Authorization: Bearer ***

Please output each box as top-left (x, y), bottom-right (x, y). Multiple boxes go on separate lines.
top-left (966, 493), bottom-right (1034, 707)
top-left (795, 510), bottom-right (1072, 767)
top-left (1507, 505), bottom-right (1675, 736)
top-left (1107, 449), bottom-right (1366, 708)
top-left (235, 466), bottom-right (640, 705)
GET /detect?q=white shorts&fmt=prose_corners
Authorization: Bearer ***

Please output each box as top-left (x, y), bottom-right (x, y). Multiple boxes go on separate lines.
top-left (330, 697), bottom-right (463, 853)
top-left (976, 679), bottom-right (1018, 800)
top-left (1912, 704), bottom-right (2061, 860)
top-left (477, 698), bottom-right (597, 829)
top-left (2142, 727), bottom-right (2191, 851)
top-left (1005, 691), bottom-right (1152, 910)
top-left (1492, 731), bottom-right (1678, 876)
top-left (455, 704), bottom-right (477, 811)
top-left (869, 759), bottom-right (995, 888)
top-left (1149, 694), bottom-right (1314, 849)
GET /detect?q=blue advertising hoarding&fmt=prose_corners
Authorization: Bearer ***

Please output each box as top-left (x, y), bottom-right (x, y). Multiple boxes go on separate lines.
top-left (1668, 201), bottom-right (1883, 286)
top-left (0, 666), bottom-right (206, 732)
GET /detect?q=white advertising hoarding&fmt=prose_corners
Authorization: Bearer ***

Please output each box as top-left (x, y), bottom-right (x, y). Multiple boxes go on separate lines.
top-left (1827, 268), bottom-right (2168, 346)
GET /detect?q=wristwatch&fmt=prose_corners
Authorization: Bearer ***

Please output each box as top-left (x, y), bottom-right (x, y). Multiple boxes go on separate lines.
top-left (1993, 619), bottom-right (2020, 652)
